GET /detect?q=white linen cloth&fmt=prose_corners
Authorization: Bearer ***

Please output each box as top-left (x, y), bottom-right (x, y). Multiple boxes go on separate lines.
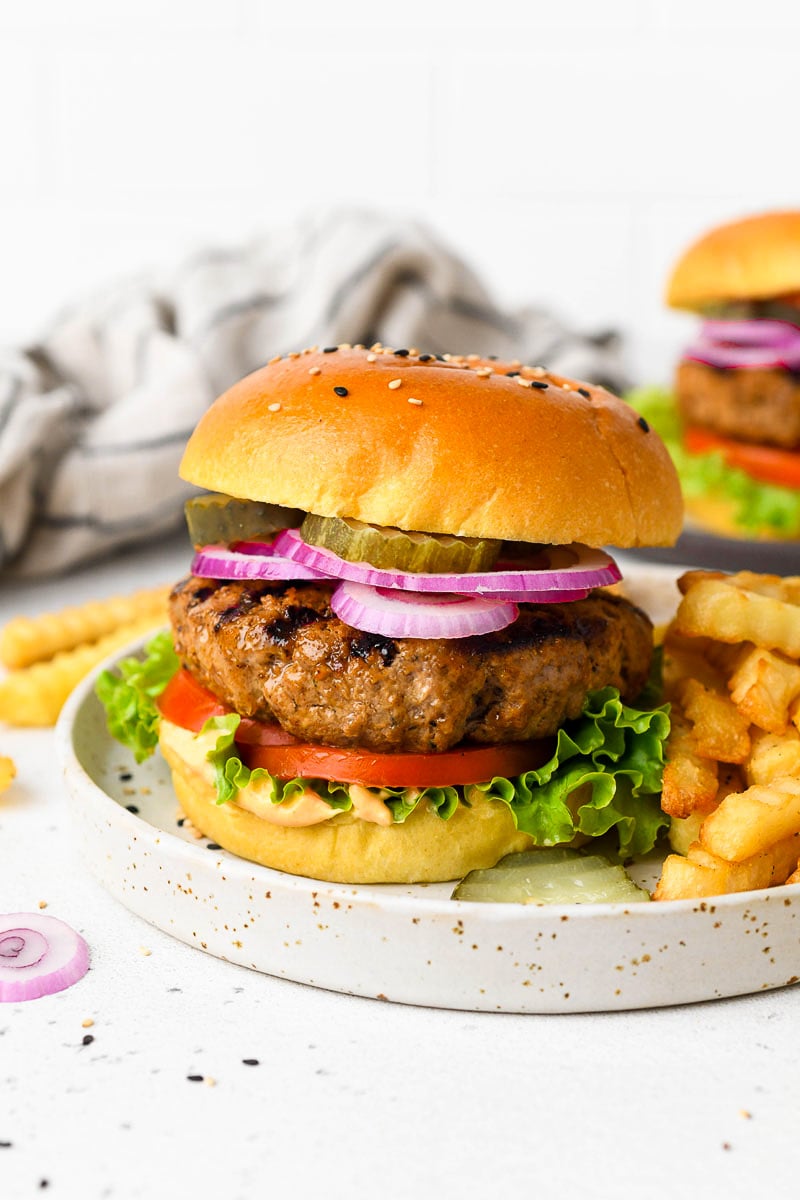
top-left (0, 210), bottom-right (628, 577)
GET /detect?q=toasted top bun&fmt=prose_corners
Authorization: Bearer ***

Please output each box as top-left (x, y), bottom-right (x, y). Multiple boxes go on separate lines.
top-left (667, 211), bottom-right (800, 311)
top-left (180, 346), bottom-right (683, 548)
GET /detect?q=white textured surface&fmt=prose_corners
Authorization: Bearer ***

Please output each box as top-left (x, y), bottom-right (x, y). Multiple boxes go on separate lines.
top-left (2, 542), bottom-right (800, 1197)
top-left (2, 2), bottom-right (800, 385)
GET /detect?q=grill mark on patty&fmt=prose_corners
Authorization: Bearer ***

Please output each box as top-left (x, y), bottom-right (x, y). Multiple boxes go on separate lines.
top-left (349, 631), bottom-right (398, 665)
top-left (264, 604), bottom-right (325, 646)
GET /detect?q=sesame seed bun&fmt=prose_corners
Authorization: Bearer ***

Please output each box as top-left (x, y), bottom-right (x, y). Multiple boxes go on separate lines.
top-left (159, 718), bottom-right (532, 884)
top-left (179, 346), bottom-right (683, 549)
top-left (667, 211), bottom-right (800, 311)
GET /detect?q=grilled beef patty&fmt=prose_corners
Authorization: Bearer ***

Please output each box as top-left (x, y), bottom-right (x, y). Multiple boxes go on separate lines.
top-left (676, 360), bottom-right (800, 449)
top-left (169, 577), bottom-right (653, 754)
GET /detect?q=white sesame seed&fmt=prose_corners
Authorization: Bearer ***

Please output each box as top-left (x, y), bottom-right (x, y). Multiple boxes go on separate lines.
top-left (409, 347), bottom-right (420, 356)
top-left (466, 353), bottom-right (480, 362)
top-left (515, 376), bottom-right (531, 387)
top-left (339, 342), bottom-right (352, 350)
top-left (268, 402), bottom-right (282, 412)
top-left (288, 351), bottom-right (300, 359)
top-left (82, 1018), bottom-right (94, 1028)
top-left (139, 946), bottom-right (152, 957)
top-left (308, 366), bottom-right (321, 375)
top-left (388, 379), bottom-right (402, 390)
top-left (476, 367), bottom-right (493, 377)
top-left (366, 353), bottom-right (377, 363)
top-left (38, 900), bottom-right (48, 909)
top-left (269, 355), bottom-right (281, 365)
top-left (407, 397), bottom-right (423, 406)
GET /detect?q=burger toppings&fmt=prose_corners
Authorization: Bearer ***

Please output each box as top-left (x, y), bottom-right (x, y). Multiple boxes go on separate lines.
top-left (184, 493), bottom-right (303, 550)
top-left (683, 319), bottom-right (800, 373)
top-left (329, 579), bottom-right (518, 639)
top-left (298, 513), bottom-right (503, 574)
top-left (270, 527), bottom-right (621, 596)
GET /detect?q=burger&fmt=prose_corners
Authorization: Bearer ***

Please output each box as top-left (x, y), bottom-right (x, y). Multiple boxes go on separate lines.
top-left (98, 345), bottom-right (682, 884)
top-left (632, 211), bottom-right (800, 543)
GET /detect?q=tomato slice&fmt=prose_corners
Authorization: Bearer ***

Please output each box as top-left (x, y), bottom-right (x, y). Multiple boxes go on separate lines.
top-left (158, 668), bottom-right (550, 786)
top-left (156, 668), bottom-right (298, 746)
top-left (240, 740), bottom-right (551, 788)
top-left (684, 426), bottom-right (800, 491)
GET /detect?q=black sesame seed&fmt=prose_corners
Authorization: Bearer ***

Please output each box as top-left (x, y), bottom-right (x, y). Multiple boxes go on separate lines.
top-left (577, 387), bottom-right (591, 399)
top-left (119, 772), bottom-right (133, 782)
top-left (506, 370), bottom-right (520, 377)
top-left (638, 416), bottom-right (650, 433)
top-left (487, 354), bottom-right (498, 360)
top-left (333, 386), bottom-right (348, 397)
top-left (187, 1075), bottom-right (204, 1082)
top-left (530, 380), bottom-right (549, 389)
top-left (0, 1141), bottom-right (13, 1148)
top-left (82, 1034), bottom-right (95, 1046)
top-left (177, 817), bottom-right (186, 827)
top-left (242, 1058), bottom-right (260, 1066)
top-left (394, 348), bottom-right (409, 357)
top-left (418, 353), bottom-right (433, 362)
top-left (39, 1182), bottom-right (49, 1190)
top-left (126, 804), bottom-right (139, 814)
top-left (207, 843), bottom-right (222, 851)
top-left (435, 354), bottom-right (446, 361)
top-left (322, 346), bottom-right (338, 353)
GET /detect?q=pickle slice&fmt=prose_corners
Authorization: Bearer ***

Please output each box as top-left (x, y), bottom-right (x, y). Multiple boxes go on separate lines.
top-left (300, 514), bottom-right (501, 574)
top-left (451, 848), bottom-right (651, 905)
top-left (185, 493), bottom-right (304, 548)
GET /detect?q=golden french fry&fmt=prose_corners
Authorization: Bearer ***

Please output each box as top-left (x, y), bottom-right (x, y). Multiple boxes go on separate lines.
top-left (674, 575), bottom-right (800, 658)
top-left (0, 614), bottom-right (165, 727)
top-left (0, 585), bottom-right (170, 670)
top-left (728, 646), bottom-right (800, 734)
top-left (661, 707), bottom-right (719, 818)
top-left (654, 833), bottom-right (800, 900)
top-left (676, 677), bottom-right (751, 764)
top-left (699, 778), bottom-right (800, 862)
top-left (785, 862), bottom-right (800, 886)
top-left (745, 728), bottom-right (800, 787)
top-left (0, 755), bottom-right (15, 793)
top-left (665, 764), bottom-right (738, 855)
top-left (663, 629), bottom-right (727, 692)
top-left (667, 810), bottom-right (709, 857)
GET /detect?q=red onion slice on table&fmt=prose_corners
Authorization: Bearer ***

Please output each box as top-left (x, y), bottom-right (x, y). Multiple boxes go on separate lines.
top-left (273, 529), bottom-right (620, 594)
top-left (331, 580), bottom-right (518, 639)
top-left (0, 914), bottom-right (89, 1002)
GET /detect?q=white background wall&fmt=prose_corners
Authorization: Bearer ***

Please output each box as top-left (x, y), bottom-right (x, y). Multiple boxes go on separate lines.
top-left (1, 0), bottom-right (798, 385)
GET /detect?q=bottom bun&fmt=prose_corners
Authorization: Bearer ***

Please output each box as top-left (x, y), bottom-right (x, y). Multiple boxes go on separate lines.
top-left (160, 726), bottom-right (533, 884)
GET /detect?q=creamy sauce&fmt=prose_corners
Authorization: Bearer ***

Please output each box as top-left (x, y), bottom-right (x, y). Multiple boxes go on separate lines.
top-left (159, 719), bottom-right (393, 828)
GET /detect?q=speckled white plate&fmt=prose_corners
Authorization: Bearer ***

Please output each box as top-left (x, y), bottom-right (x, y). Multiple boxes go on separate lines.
top-left (58, 565), bottom-right (800, 1013)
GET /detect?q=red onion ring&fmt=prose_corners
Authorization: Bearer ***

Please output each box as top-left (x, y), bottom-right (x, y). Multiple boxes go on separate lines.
top-left (684, 319), bottom-right (800, 371)
top-left (191, 543), bottom-right (330, 582)
top-left (331, 580), bottom-right (518, 639)
top-left (272, 529), bottom-right (620, 594)
top-left (0, 913), bottom-right (89, 1002)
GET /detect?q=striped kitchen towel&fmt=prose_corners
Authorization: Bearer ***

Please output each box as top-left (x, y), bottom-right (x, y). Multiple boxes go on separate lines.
top-left (0, 209), bottom-right (627, 577)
